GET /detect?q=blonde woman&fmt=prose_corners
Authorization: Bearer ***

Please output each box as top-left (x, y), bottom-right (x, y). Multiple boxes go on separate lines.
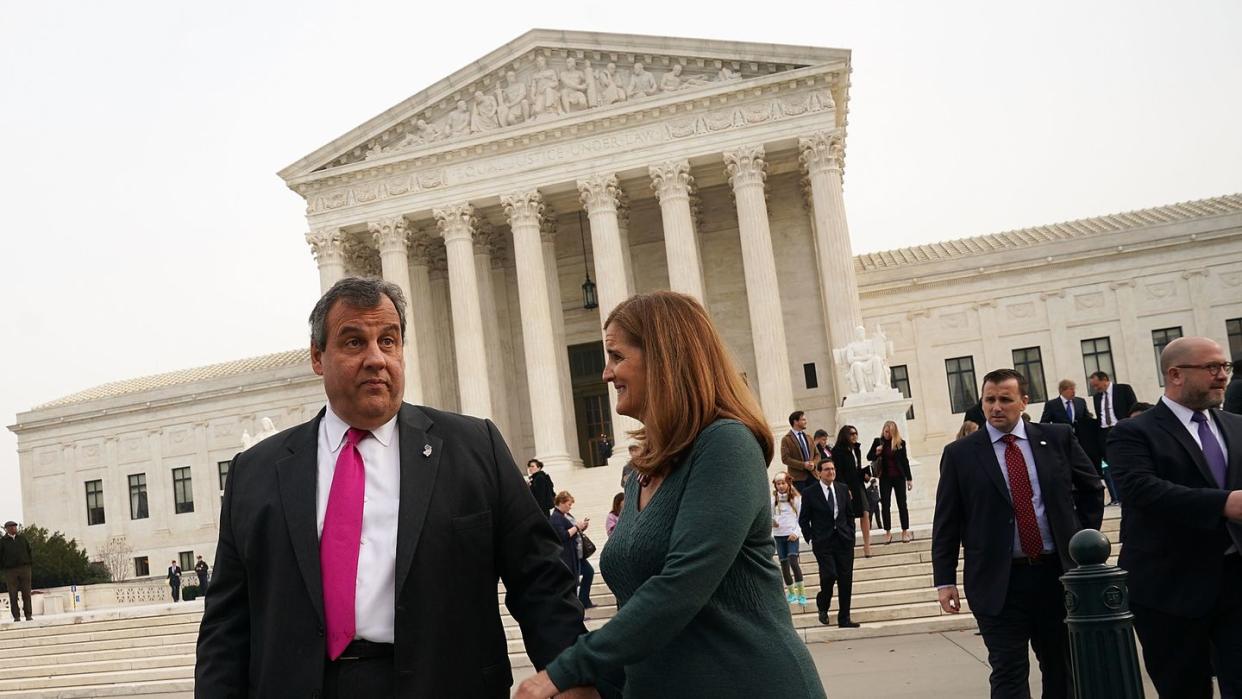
top-left (866, 421), bottom-right (914, 544)
top-left (771, 473), bottom-right (806, 604)
top-left (955, 421), bottom-right (980, 440)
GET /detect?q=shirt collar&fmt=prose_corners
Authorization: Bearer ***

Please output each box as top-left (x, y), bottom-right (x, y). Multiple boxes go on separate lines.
top-left (985, 418), bottom-right (1028, 445)
top-left (1160, 395), bottom-right (1200, 428)
top-left (324, 403), bottom-right (398, 452)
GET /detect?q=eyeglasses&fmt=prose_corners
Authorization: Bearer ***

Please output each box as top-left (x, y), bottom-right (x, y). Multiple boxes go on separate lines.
top-left (1174, 362), bottom-right (1234, 377)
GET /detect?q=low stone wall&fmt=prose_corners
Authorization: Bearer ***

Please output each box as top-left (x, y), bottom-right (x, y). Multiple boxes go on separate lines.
top-left (2, 573), bottom-right (203, 615)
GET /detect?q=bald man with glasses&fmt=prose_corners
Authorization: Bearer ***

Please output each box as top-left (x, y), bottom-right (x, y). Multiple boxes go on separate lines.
top-left (1108, 337), bottom-right (1242, 698)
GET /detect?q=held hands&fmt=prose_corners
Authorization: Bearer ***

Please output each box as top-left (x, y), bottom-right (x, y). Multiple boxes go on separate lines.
top-left (514, 671), bottom-right (602, 699)
top-left (787, 534), bottom-right (798, 542)
top-left (938, 586), bottom-right (961, 614)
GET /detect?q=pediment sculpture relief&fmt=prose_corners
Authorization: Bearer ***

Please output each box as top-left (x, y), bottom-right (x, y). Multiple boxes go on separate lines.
top-left (330, 53), bottom-right (780, 169)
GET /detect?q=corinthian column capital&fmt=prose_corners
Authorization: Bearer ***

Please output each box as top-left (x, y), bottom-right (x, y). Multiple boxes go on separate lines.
top-left (798, 130), bottom-right (845, 175)
top-left (305, 227), bottom-right (346, 264)
top-left (407, 228), bottom-right (436, 266)
top-left (577, 174), bottom-right (620, 214)
top-left (368, 216), bottom-right (410, 253)
top-left (432, 203), bottom-right (478, 243)
top-left (500, 190), bottom-right (545, 229)
top-left (649, 160), bottom-right (694, 203)
top-left (723, 145), bottom-right (768, 189)
top-left (472, 220), bottom-right (499, 255)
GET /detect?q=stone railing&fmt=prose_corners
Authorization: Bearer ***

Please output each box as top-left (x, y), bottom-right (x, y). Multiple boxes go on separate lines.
top-left (2, 573), bottom-right (204, 615)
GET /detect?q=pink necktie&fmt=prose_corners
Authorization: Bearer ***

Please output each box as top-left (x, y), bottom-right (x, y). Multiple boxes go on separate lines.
top-left (321, 427), bottom-right (368, 660)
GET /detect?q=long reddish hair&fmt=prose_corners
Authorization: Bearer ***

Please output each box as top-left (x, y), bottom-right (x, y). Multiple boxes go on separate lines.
top-left (604, 291), bottom-right (774, 480)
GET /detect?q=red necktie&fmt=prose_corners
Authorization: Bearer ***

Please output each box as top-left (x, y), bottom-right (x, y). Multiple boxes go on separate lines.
top-left (321, 427), bottom-right (368, 660)
top-left (1001, 434), bottom-right (1044, 559)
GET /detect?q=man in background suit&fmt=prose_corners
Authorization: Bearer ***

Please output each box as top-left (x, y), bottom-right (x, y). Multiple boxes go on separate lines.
top-left (167, 560), bottom-right (182, 602)
top-left (1107, 337), bottom-right (1242, 698)
top-left (1225, 371), bottom-right (1242, 415)
top-left (1089, 370), bottom-right (1135, 505)
top-left (799, 460), bottom-right (860, 629)
top-left (196, 278), bottom-right (587, 698)
top-left (933, 369), bottom-right (1104, 698)
top-left (1040, 379), bottom-right (1099, 465)
top-left (781, 411), bottom-right (817, 494)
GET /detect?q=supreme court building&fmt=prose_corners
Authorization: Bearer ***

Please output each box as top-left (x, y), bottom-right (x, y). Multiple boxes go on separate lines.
top-left (11, 31), bottom-right (1242, 576)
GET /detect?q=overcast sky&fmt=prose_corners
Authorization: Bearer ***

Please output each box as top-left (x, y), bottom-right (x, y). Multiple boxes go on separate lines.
top-left (2, 0), bottom-right (1240, 523)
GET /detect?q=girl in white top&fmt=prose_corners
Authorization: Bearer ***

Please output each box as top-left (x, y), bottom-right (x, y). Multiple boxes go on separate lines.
top-left (771, 472), bottom-right (806, 605)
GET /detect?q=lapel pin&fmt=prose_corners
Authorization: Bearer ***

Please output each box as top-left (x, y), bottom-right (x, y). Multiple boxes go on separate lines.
top-left (1039, 441), bottom-right (1047, 446)
top-left (423, 444), bottom-right (433, 458)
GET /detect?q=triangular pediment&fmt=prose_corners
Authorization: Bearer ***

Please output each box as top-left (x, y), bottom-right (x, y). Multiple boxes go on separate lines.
top-left (279, 29), bottom-right (850, 182)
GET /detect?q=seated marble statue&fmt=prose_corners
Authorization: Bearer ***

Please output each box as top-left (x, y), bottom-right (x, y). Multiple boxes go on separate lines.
top-left (597, 63), bottom-right (627, 105)
top-left (660, 64), bottom-right (686, 92)
top-left (627, 62), bottom-right (657, 98)
top-left (716, 65), bottom-right (740, 81)
top-left (447, 100), bottom-right (471, 137)
top-left (498, 71), bottom-right (530, 126)
top-left (530, 55), bottom-right (561, 118)
top-left (241, 417), bottom-right (279, 450)
top-left (559, 58), bottom-right (591, 112)
top-left (470, 90), bottom-right (500, 132)
top-left (835, 325), bottom-right (894, 395)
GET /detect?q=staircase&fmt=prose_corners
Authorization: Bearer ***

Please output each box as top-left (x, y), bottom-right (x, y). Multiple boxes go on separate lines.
top-left (0, 512), bottom-right (1122, 697)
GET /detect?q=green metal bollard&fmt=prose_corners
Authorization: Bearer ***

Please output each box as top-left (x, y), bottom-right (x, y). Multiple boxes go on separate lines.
top-left (1060, 529), bottom-right (1144, 699)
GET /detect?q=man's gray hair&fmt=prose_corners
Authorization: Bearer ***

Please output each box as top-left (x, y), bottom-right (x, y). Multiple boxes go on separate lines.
top-left (309, 277), bottom-right (407, 351)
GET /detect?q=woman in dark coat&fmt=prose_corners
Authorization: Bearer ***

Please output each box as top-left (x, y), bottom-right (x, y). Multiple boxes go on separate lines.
top-left (831, 424), bottom-right (872, 557)
top-left (866, 420), bottom-right (915, 544)
top-left (548, 491), bottom-right (595, 609)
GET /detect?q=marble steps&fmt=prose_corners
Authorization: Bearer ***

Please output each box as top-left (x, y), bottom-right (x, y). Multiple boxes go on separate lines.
top-left (0, 643), bottom-right (197, 678)
top-left (0, 651), bottom-right (195, 683)
top-left (0, 663), bottom-right (193, 694)
top-left (0, 679), bottom-right (195, 699)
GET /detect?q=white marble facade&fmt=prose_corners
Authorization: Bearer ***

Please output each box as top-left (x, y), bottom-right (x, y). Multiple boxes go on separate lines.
top-left (10, 30), bottom-right (1242, 570)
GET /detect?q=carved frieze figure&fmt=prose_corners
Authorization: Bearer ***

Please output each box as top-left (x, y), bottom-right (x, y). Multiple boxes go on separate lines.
top-left (833, 325), bottom-right (895, 395)
top-left (716, 65), bottom-right (740, 81)
top-left (559, 57), bottom-right (593, 113)
top-left (498, 70), bottom-right (530, 126)
top-left (364, 141), bottom-right (384, 160)
top-left (596, 62), bottom-right (627, 105)
top-left (660, 63), bottom-right (686, 92)
top-left (414, 118), bottom-right (442, 144)
top-left (470, 90), bottom-right (501, 132)
top-left (530, 55), bottom-right (562, 119)
top-left (627, 62), bottom-right (657, 98)
top-left (447, 99), bottom-right (471, 137)
top-left (241, 417), bottom-right (279, 450)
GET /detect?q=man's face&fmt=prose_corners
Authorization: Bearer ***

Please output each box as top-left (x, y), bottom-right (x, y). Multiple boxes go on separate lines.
top-left (817, 462), bottom-right (836, 485)
top-left (793, 415), bottom-right (808, 431)
top-left (982, 378), bottom-right (1028, 433)
top-left (527, 461), bottom-right (539, 476)
top-left (1167, 341), bottom-right (1230, 410)
top-left (1088, 376), bottom-right (1108, 393)
top-left (311, 297), bottom-right (405, 430)
top-left (4, 524), bottom-right (15, 536)
top-left (1060, 385), bottom-right (1076, 400)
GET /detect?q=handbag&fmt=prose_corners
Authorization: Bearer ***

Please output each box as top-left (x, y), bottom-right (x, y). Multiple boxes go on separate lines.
top-left (581, 533), bottom-right (597, 559)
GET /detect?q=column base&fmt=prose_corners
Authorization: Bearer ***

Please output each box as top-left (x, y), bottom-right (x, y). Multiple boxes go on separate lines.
top-left (540, 453), bottom-right (583, 476)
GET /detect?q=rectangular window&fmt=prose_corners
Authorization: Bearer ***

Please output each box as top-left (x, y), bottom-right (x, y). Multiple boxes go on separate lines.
top-left (945, 356), bottom-right (978, 414)
top-left (172, 467), bottom-right (194, 514)
top-left (1012, 347), bottom-right (1048, 403)
top-left (85, 480), bottom-right (106, 525)
top-left (179, 551), bottom-right (194, 573)
top-left (1081, 337), bottom-right (1115, 382)
top-left (128, 473), bottom-right (149, 520)
top-left (1151, 327), bottom-right (1183, 387)
top-left (133, 556), bottom-right (149, 577)
top-left (890, 364), bottom-right (915, 420)
top-left (217, 460), bottom-right (230, 492)
top-left (803, 363), bottom-right (818, 390)
top-left (1226, 318), bottom-right (1242, 363)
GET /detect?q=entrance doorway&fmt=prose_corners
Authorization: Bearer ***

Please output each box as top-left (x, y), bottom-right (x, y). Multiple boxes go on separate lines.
top-left (568, 341), bottom-right (613, 467)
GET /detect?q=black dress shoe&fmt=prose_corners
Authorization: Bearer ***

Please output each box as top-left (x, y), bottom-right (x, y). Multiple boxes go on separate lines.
top-left (817, 610), bottom-right (829, 625)
top-left (838, 620), bottom-right (861, 628)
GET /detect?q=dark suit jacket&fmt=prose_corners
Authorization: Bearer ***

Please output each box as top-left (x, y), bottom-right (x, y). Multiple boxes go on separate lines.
top-left (1040, 395), bottom-right (1100, 463)
top-left (1107, 400), bottom-right (1242, 617)
top-left (1225, 375), bottom-right (1242, 415)
top-left (168, 566), bottom-right (181, 587)
top-left (866, 438), bottom-right (913, 481)
top-left (195, 403), bottom-right (585, 698)
top-left (798, 481), bottom-right (855, 549)
top-left (964, 402), bottom-right (986, 429)
top-left (1093, 383), bottom-right (1138, 425)
top-left (931, 422), bottom-right (1105, 616)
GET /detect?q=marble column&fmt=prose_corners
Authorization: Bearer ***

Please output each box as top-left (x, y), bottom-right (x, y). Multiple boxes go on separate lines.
top-left (502, 191), bottom-right (578, 472)
top-left (1183, 269), bottom-right (1211, 336)
top-left (799, 131), bottom-right (863, 352)
top-left (723, 145), bottom-right (795, 431)
top-left (407, 231), bottom-right (443, 408)
top-left (650, 160), bottom-right (705, 301)
top-left (472, 221), bottom-right (511, 439)
top-left (540, 210), bottom-right (579, 461)
top-left (306, 228), bottom-right (347, 292)
top-left (428, 244), bottom-right (459, 412)
top-left (433, 204), bottom-right (493, 419)
top-left (370, 216), bottom-right (424, 406)
top-left (578, 173), bottom-right (642, 460)
top-left (615, 189), bottom-right (637, 296)
top-left (1110, 280), bottom-right (1141, 383)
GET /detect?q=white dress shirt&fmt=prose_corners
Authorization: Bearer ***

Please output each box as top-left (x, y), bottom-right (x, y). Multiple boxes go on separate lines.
top-left (985, 421), bottom-right (1055, 557)
top-left (317, 404), bottom-right (401, 644)
top-left (819, 480), bottom-right (838, 516)
top-left (1098, 384), bottom-right (1118, 427)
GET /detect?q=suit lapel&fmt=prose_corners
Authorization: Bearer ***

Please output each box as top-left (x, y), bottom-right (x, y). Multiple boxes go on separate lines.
top-left (1212, 409), bottom-right (1242, 490)
top-left (276, 410), bottom-right (326, 625)
top-left (1152, 401), bottom-right (1215, 487)
top-left (394, 404), bottom-right (442, 596)
top-left (972, 431), bottom-right (1011, 504)
top-left (1025, 423), bottom-right (1056, 496)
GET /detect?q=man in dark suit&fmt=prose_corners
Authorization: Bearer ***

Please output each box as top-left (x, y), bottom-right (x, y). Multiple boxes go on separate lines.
top-left (933, 368), bottom-right (1104, 698)
top-left (168, 560), bottom-right (182, 602)
top-left (1040, 378), bottom-right (1099, 465)
top-left (1089, 370), bottom-right (1136, 505)
top-left (196, 278), bottom-right (586, 698)
top-left (799, 460), bottom-right (860, 628)
top-left (781, 410), bottom-right (817, 494)
top-left (1225, 372), bottom-right (1242, 415)
top-left (1107, 336), bottom-right (1242, 698)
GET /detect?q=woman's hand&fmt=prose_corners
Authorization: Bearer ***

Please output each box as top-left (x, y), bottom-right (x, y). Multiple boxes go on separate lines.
top-left (906, 481), bottom-right (914, 491)
top-left (787, 533), bottom-right (798, 542)
top-left (514, 671), bottom-right (561, 699)
top-left (580, 517), bottom-right (590, 531)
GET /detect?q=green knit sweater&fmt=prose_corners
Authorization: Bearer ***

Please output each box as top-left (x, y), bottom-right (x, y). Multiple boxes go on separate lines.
top-left (546, 420), bottom-right (825, 697)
